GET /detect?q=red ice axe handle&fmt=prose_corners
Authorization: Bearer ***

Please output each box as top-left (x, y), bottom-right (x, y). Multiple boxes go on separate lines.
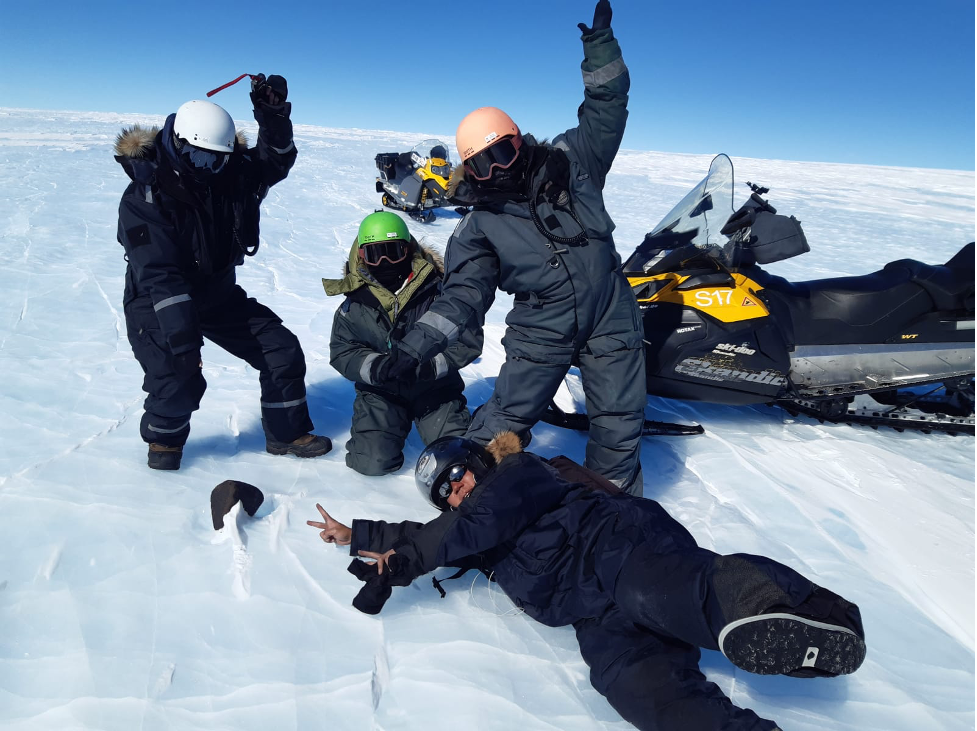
top-left (206, 73), bottom-right (257, 97)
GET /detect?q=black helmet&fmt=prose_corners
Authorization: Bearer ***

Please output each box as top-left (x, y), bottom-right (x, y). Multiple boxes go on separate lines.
top-left (415, 437), bottom-right (494, 511)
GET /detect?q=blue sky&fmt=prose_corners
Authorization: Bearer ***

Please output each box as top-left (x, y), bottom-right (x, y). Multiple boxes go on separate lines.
top-left (1, 0), bottom-right (973, 170)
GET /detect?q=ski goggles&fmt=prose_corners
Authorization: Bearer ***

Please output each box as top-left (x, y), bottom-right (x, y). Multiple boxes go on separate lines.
top-left (359, 239), bottom-right (410, 266)
top-left (464, 135), bottom-right (522, 180)
top-left (436, 463), bottom-right (468, 500)
top-left (178, 141), bottom-right (230, 174)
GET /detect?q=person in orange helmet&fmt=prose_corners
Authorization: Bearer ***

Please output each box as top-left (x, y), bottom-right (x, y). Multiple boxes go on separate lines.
top-left (373, 0), bottom-right (647, 495)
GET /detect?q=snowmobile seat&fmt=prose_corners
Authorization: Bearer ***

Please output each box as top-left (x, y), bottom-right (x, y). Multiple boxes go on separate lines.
top-left (883, 242), bottom-right (975, 313)
top-left (749, 265), bottom-right (936, 345)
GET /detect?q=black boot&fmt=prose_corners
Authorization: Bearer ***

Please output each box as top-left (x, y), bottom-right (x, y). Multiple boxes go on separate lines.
top-left (265, 433), bottom-right (332, 458)
top-left (719, 588), bottom-right (866, 678)
top-left (148, 443), bottom-right (183, 470)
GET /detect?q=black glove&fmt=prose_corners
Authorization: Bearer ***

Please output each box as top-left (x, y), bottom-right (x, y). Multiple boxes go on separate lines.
top-left (370, 348), bottom-right (420, 385)
top-left (416, 359), bottom-right (439, 382)
top-left (172, 350), bottom-right (201, 379)
top-left (250, 73), bottom-right (288, 108)
top-left (578, 0), bottom-right (612, 34)
top-left (347, 554), bottom-right (411, 615)
top-left (251, 73), bottom-right (292, 134)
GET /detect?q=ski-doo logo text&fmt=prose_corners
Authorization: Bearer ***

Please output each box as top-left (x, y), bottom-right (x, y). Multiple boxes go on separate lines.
top-left (675, 357), bottom-right (786, 386)
top-left (714, 342), bottom-right (756, 356)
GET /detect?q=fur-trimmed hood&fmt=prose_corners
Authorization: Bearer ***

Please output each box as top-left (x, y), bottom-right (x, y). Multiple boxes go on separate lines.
top-left (486, 431), bottom-right (524, 465)
top-left (322, 237), bottom-right (444, 295)
top-left (113, 113), bottom-right (249, 185)
top-left (321, 237), bottom-right (447, 319)
top-left (114, 124), bottom-right (249, 159)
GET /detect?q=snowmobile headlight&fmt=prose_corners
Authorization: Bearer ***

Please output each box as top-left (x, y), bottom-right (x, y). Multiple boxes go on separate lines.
top-left (431, 163), bottom-right (450, 177)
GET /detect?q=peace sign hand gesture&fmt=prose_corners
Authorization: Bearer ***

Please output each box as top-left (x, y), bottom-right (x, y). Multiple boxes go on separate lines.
top-left (307, 503), bottom-right (352, 546)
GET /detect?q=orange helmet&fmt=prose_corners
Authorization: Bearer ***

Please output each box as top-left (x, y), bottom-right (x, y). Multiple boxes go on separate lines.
top-left (455, 107), bottom-right (521, 162)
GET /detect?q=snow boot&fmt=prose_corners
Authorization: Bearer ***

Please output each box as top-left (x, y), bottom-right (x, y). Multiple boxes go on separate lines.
top-left (719, 613), bottom-right (866, 677)
top-left (265, 433), bottom-right (332, 458)
top-left (148, 443), bottom-right (183, 470)
top-left (719, 585), bottom-right (866, 678)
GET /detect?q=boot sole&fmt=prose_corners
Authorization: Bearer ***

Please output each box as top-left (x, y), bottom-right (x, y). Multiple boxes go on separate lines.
top-left (148, 461), bottom-right (181, 470)
top-left (719, 613), bottom-right (866, 677)
top-left (265, 444), bottom-right (331, 458)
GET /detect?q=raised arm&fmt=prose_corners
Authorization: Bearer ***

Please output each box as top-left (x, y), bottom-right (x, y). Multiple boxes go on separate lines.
top-left (558, 0), bottom-right (630, 189)
top-left (248, 73), bottom-right (298, 189)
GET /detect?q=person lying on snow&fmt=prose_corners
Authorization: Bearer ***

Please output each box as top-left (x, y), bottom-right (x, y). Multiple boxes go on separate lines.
top-left (307, 433), bottom-right (866, 731)
top-left (321, 211), bottom-right (483, 475)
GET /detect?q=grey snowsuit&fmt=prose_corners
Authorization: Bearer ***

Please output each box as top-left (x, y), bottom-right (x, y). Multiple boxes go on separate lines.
top-left (323, 240), bottom-right (483, 475)
top-left (397, 26), bottom-right (647, 492)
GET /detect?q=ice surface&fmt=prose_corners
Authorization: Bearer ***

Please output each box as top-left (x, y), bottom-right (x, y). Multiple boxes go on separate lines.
top-left (0, 108), bottom-right (973, 731)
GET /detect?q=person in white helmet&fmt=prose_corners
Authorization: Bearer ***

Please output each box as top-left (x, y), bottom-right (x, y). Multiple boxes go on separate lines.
top-left (114, 75), bottom-right (331, 470)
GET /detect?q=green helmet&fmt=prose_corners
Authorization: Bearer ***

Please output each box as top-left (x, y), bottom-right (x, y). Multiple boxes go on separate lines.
top-left (357, 211), bottom-right (410, 245)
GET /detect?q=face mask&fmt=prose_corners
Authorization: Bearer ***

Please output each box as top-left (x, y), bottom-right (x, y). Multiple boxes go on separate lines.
top-left (370, 257), bottom-right (412, 290)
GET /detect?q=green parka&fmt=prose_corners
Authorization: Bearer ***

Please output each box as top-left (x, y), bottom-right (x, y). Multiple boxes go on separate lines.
top-left (323, 238), bottom-right (483, 398)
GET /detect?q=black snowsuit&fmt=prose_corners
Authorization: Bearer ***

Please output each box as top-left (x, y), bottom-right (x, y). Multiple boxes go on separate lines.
top-left (114, 111), bottom-right (314, 447)
top-left (396, 26), bottom-right (647, 493)
top-left (323, 240), bottom-right (483, 475)
top-left (345, 433), bottom-right (865, 731)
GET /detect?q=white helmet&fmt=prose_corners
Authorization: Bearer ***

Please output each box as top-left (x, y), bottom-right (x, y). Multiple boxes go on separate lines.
top-left (173, 100), bottom-right (236, 152)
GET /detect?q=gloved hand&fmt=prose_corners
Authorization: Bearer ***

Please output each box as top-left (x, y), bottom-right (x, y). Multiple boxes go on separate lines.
top-left (250, 73), bottom-right (289, 108)
top-left (250, 73), bottom-right (292, 135)
top-left (578, 0), bottom-right (612, 34)
top-left (416, 359), bottom-right (440, 382)
top-left (172, 350), bottom-right (201, 379)
top-left (347, 553), bottom-right (411, 615)
top-left (370, 347), bottom-right (420, 385)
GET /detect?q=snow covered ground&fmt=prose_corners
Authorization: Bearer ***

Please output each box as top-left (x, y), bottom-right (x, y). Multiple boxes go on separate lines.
top-left (0, 107), bottom-right (973, 731)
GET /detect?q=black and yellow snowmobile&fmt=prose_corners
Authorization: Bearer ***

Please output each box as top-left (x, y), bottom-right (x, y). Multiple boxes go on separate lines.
top-left (624, 154), bottom-right (975, 435)
top-left (375, 138), bottom-right (453, 223)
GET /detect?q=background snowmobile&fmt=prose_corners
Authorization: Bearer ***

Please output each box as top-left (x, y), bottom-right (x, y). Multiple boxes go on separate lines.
top-left (375, 138), bottom-right (453, 223)
top-left (622, 154), bottom-right (974, 435)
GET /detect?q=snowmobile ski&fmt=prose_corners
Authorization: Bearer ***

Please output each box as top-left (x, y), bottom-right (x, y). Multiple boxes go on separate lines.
top-left (541, 401), bottom-right (704, 437)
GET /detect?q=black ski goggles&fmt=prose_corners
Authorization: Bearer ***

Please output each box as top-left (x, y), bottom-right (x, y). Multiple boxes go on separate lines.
top-left (359, 239), bottom-right (410, 266)
top-left (436, 463), bottom-right (468, 500)
top-left (177, 139), bottom-right (230, 174)
top-left (464, 136), bottom-right (522, 181)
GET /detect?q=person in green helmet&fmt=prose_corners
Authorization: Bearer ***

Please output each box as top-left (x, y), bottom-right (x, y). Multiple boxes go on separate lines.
top-left (322, 212), bottom-right (483, 475)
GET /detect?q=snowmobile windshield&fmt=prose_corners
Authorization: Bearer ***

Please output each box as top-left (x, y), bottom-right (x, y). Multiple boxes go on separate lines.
top-left (624, 154), bottom-right (737, 273)
top-left (411, 138), bottom-right (453, 169)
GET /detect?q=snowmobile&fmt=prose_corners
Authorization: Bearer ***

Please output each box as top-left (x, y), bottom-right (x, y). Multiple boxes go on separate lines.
top-left (622, 153), bottom-right (975, 435)
top-left (375, 138), bottom-right (453, 223)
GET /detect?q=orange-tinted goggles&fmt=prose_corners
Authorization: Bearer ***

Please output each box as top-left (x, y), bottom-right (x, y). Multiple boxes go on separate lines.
top-left (464, 136), bottom-right (522, 180)
top-left (359, 239), bottom-right (410, 265)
